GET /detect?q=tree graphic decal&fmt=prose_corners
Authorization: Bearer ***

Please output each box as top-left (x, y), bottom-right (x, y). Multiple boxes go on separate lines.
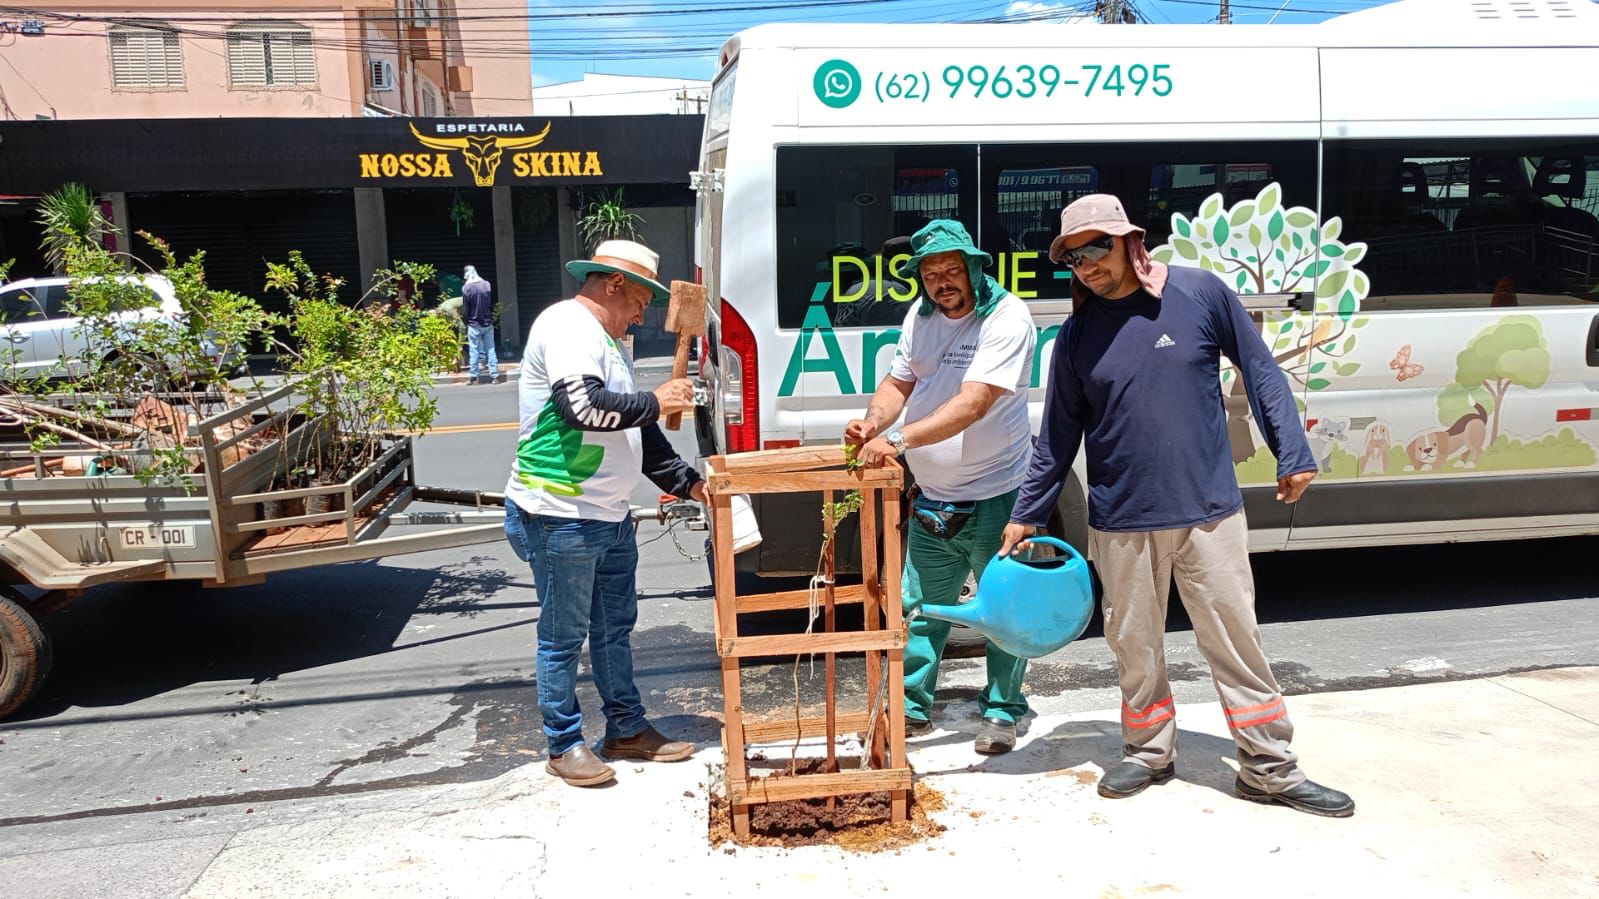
top-left (1150, 182), bottom-right (1373, 462)
top-left (1443, 315), bottom-right (1551, 444)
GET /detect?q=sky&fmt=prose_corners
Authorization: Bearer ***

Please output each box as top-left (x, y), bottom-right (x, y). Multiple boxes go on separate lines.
top-left (524, 0), bottom-right (1389, 87)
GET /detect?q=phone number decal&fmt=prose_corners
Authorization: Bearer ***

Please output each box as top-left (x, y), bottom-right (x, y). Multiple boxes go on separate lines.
top-left (871, 63), bottom-right (1174, 103)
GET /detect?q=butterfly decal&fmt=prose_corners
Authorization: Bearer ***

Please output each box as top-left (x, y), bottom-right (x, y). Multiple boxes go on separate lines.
top-left (1389, 344), bottom-right (1424, 382)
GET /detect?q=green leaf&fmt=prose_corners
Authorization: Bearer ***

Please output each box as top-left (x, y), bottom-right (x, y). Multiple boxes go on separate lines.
top-left (1230, 247), bottom-right (1240, 257)
top-left (1258, 183), bottom-right (1281, 215)
top-left (1343, 244), bottom-right (1366, 265)
top-left (1248, 223), bottom-right (1263, 245)
top-left (1151, 247), bottom-right (1174, 264)
top-left (1247, 255), bottom-right (1258, 263)
top-left (1229, 203), bottom-right (1255, 226)
top-left (1268, 210), bottom-right (1284, 241)
top-left (1278, 319), bottom-right (1295, 334)
top-left (1322, 341), bottom-right (1339, 353)
top-left (1321, 244), bottom-right (1344, 257)
top-left (1286, 210), bottom-right (1316, 229)
top-left (1338, 291), bottom-right (1358, 320)
top-left (1236, 271), bottom-right (1248, 289)
top-left (1315, 270), bottom-right (1349, 299)
top-left (1307, 377), bottom-right (1332, 390)
top-left (1353, 271), bottom-right (1369, 295)
top-left (1291, 232), bottom-right (1303, 250)
top-left (1199, 257), bottom-right (1213, 272)
top-left (1352, 316), bottom-right (1371, 329)
top-left (1335, 362), bottom-right (1361, 376)
top-left (1310, 361), bottom-right (1327, 374)
top-left (1201, 194), bottom-right (1223, 220)
top-left (1343, 334), bottom-right (1358, 353)
top-left (1304, 260), bottom-right (1332, 280)
top-left (1214, 216), bottom-right (1230, 243)
top-left (1323, 218), bottom-right (1342, 241)
top-left (1275, 248), bottom-right (1286, 262)
top-left (1172, 238), bottom-right (1198, 260)
top-left (1174, 217), bottom-right (1192, 238)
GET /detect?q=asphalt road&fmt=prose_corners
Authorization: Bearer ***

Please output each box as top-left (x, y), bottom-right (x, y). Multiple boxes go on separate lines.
top-left (2, 364), bottom-right (1597, 895)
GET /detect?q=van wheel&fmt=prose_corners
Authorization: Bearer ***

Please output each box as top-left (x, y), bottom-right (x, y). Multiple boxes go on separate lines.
top-left (0, 590), bottom-right (52, 720)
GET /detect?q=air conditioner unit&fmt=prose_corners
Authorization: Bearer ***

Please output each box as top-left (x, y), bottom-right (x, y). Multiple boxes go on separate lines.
top-left (369, 59), bottom-right (396, 92)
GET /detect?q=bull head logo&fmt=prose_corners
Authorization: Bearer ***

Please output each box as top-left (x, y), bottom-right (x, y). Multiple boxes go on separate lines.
top-left (409, 122), bottom-right (553, 187)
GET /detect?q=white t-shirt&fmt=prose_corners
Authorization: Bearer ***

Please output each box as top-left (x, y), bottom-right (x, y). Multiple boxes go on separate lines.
top-left (505, 299), bottom-right (642, 521)
top-left (889, 292), bottom-right (1036, 503)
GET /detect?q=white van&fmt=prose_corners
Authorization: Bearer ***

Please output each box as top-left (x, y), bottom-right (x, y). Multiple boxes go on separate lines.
top-left (692, 0), bottom-right (1599, 579)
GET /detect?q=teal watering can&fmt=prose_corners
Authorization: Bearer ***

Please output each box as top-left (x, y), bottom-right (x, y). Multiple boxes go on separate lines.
top-left (914, 537), bottom-right (1095, 659)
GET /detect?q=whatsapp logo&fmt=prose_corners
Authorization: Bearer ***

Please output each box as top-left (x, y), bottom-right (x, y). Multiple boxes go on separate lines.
top-left (813, 59), bottom-right (861, 109)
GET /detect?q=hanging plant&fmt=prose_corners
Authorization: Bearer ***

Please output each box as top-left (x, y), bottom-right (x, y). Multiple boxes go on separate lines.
top-left (448, 190), bottom-right (475, 236)
top-left (577, 187), bottom-right (644, 251)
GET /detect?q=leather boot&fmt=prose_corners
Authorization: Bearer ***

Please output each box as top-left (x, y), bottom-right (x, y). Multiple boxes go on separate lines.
top-left (602, 725), bottom-right (693, 762)
top-left (974, 717), bottom-right (1016, 754)
top-left (1235, 777), bottom-right (1355, 818)
top-left (545, 744), bottom-right (615, 787)
top-left (1097, 761), bottom-right (1175, 798)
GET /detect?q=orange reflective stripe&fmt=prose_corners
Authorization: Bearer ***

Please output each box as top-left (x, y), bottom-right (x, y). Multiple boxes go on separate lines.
top-left (1224, 696), bottom-right (1285, 717)
top-left (1126, 708), bottom-right (1175, 729)
top-left (1227, 707), bottom-right (1289, 730)
top-left (1122, 696), bottom-right (1174, 724)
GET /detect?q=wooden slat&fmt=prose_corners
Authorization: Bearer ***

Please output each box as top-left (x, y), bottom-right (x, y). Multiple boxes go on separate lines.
top-left (712, 491), bottom-right (751, 839)
top-left (717, 445), bottom-right (849, 474)
top-left (708, 466), bottom-right (901, 496)
top-left (735, 583), bottom-right (865, 614)
top-left (743, 712), bottom-right (871, 744)
top-left (719, 630), bottom-right (904, 658)
top-left (729, 768), bottom-right (912, 805)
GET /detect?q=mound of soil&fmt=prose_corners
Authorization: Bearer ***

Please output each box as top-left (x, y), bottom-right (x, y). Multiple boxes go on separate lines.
top-left (708, 760), bottom-right (946, 852)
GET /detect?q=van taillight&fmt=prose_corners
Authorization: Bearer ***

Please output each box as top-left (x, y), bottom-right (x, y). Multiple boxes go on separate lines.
top-left (720, 299), bottom-right (759, 453)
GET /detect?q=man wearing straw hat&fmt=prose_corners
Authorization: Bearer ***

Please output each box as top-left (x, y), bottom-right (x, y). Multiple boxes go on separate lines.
top-left (846, 219), bottom-right (1037, 754)
top-left (503, 239), bottom-right (706, 788)
top-left (998, 194), bottom-right (1354, 817)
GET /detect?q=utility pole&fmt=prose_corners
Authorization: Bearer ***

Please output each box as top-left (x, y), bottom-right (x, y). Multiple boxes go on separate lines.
top-left (1219, 0), bottom-right (1232, 23)
top-left (1096, 0), bottom-right (1136, 23)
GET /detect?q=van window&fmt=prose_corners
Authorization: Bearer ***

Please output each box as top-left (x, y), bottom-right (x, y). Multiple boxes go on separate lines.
top-left (775, 144), bottom-right (977, 329)
top-left (978, 142), bottom-right (1317, 302)
top-left (1323, 140), bottom-right (1599, 310)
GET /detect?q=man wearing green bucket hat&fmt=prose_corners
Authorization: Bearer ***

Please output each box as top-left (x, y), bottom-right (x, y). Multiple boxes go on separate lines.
top-left (504, 239), bottom-right (705, 788)
top-left (847, 219), bottom-right (1038, 754)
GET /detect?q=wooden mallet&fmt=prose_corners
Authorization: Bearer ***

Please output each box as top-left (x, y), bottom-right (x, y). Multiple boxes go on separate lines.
top-left (663, 280), bottom-right (707, 431)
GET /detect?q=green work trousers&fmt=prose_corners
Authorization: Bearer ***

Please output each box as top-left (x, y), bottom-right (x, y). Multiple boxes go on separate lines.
top-left (902, 488), bottom-right (1029, 725)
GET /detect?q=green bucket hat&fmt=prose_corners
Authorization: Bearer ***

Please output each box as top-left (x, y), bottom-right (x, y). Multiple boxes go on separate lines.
top-left (894, 219), bottom-right (1002, 318)
top-left (894, 219), bottom-right (991, 280)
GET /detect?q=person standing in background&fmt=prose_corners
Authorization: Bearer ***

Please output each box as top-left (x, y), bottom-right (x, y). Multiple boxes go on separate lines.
top-left (462, 265), bottom-right (502, 385)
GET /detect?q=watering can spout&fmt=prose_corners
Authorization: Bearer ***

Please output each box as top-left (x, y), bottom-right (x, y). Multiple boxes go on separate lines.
top-left (916, 601), bottom-right (983, 630)
top-left (912, 537), bottom-right (1095, 660)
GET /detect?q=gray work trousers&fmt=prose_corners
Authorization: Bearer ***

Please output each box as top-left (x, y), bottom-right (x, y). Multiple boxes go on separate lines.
top-left (1090, 509), bottom-right (1305, 791)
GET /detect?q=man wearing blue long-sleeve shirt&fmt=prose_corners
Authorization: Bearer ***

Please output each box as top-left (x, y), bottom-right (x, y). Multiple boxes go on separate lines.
top-left (998, 194), bottom-right (1354, 818)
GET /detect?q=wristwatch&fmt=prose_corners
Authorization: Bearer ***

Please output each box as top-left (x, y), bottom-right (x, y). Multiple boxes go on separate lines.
top-left (883, 427), bottom-right (907, 454)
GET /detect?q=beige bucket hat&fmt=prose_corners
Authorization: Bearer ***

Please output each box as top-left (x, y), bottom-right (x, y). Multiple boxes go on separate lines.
top-left (1050, 194), bottom-right (1168, 303)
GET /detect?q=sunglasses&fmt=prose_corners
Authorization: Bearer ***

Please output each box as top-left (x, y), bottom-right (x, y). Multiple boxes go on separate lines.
top-left (1057, 235), bottom-right (1116, 268)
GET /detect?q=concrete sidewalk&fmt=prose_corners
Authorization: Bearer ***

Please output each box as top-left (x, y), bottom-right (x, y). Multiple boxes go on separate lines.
top-left (170, 667), bottom-right (1599, 898)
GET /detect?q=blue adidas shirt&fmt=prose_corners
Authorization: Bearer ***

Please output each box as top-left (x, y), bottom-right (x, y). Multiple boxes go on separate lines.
top-left (1012, 266), bottom-right (1317, 533)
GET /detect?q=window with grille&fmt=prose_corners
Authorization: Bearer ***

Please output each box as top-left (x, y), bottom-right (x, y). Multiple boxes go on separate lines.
top-left (419, 83), bottom-right (438, 117)
top-left (108, 25), bottom-right (183, 89)
top-left (226, 23), bottom-right (316, 87)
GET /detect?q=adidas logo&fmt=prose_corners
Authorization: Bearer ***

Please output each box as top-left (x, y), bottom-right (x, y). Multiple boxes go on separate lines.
top-left (1154, 334), bottom-right (1176, 349)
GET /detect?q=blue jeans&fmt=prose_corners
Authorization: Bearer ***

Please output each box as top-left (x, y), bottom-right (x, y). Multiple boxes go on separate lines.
top-left (506, 504), bottom-right (649, 755)
top-left (467, 323), bottom-right (497, 379)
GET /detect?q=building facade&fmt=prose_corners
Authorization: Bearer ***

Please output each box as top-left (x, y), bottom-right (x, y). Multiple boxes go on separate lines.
top-left (0, 0), bottom-right (531, 120)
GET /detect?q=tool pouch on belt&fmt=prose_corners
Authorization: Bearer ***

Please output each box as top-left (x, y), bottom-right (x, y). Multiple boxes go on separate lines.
top-left (911, 494), bottom-right (975, 540)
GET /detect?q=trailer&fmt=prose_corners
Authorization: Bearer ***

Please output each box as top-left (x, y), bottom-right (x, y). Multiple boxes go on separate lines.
top-left (0, 380), bottom-right (513, 719)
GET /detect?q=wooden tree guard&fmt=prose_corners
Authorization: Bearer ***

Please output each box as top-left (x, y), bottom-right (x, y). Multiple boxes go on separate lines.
top-left (704, 446), bottom-right (911, 839)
